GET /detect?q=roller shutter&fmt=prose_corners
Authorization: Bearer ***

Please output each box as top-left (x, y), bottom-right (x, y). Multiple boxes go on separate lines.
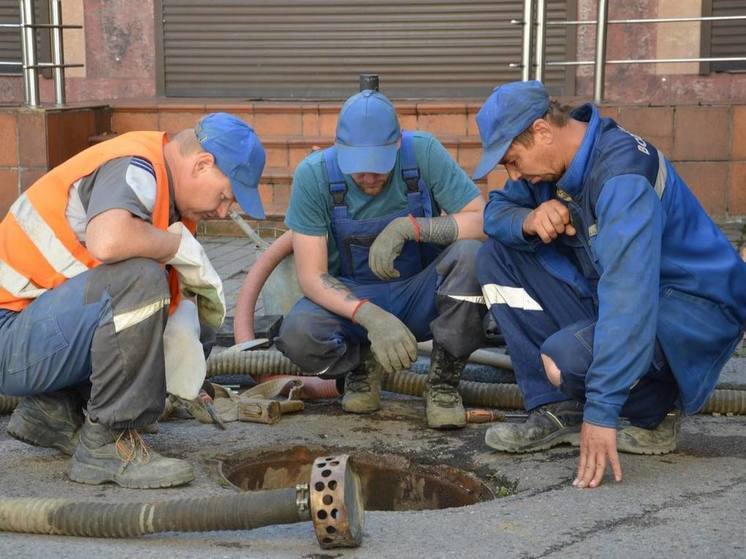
top-left (158, 0), bottom-right (575, 98)
top-left (0, 0), bottom-right (52, 76)
top-left (709, 0), bottom-right (746, 72)
top-left (0, 1), bottom-right (22, 74)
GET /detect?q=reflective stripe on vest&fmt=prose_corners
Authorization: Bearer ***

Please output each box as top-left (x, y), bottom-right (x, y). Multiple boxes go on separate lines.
top-left (0, 131), bottom-right (191, 312)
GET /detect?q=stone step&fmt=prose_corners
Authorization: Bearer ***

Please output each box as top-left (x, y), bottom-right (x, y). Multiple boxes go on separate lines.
top-left (261, 134), bottom-right (489, 179)
top-left (110, 98), bottom-right (485, 140)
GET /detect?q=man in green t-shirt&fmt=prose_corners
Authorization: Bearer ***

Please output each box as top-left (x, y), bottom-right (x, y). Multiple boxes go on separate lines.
top-left (275, 89), bottom-right (487, 429)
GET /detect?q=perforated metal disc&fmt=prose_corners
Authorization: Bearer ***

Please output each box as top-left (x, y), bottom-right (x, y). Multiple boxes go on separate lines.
top-left (309, 454), bottom-right (364, 548)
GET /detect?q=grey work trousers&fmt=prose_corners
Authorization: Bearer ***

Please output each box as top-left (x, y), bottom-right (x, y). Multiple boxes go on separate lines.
top-left (0, 258), bottom-right (171, 429)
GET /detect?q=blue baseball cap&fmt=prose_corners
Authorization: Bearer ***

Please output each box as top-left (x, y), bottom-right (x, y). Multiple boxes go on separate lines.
top-left (472, 80), bottom-right (550, 180)
top-left (195, 112), bottom-right (266, 219)
top-left (335, 90), bottom-right (401, 174)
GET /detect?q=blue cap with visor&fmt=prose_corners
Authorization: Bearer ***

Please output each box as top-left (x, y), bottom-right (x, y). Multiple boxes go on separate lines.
top-left (195, 112), bottom-right (266, 218)
top-left (472, 80), bottom-right (550, 180)
top-left (335, 90), bottom-right (401, 175)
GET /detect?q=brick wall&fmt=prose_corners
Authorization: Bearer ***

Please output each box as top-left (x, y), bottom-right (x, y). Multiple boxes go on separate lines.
top-left (0, 100), bottom-right (743, 221)
top-left (0, 105), bottom-right (111, 216)
top-left (109, 99), bottom-right (746, 219)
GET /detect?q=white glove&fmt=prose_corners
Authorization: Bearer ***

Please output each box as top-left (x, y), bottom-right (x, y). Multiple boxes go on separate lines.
top-left (163, 299), bottom-right (206, 400)
top-left (166, 222), bottom-right (226, 328)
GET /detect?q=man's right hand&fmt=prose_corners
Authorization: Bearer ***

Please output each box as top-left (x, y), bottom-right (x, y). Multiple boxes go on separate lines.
top-left (353, 302), bottom-right (418, 373)
top-left (523, 199), bottom-right (577, 243)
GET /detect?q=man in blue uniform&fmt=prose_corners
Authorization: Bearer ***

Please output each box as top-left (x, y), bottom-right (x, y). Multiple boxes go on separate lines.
top-left (472, 80), bottom-right (746, 488)
top-left (275, 89), bottom-right (486, 429)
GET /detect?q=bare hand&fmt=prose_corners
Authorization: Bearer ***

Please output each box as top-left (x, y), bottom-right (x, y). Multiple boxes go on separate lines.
top-left (523, 200), bottom-right (577, 243)
top-left (573, 422), bottom-right (622, 489)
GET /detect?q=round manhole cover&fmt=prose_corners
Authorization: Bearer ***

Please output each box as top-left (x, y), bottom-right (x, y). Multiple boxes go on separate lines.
top-left (220, 445), bottom-right (494, 511)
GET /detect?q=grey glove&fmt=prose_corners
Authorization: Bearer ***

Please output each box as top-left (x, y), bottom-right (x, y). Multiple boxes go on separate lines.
top-left (368, 215), bottom-right (458, 280)
top-left (354, 302), bottom-right (418, 373)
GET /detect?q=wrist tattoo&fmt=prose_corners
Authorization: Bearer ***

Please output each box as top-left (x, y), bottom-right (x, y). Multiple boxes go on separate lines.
top-left (320, 273), bottom-right (358, 302)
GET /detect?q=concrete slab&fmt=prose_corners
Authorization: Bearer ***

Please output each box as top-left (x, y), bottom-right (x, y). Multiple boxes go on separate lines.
top-left (0, 235), bottom-right (744, 558)
top-left (0, 398), bottom-right (745, 558)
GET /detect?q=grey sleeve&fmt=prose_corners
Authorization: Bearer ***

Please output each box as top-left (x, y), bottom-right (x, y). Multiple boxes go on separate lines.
top-left (80, 156), bottom-right (158, 224)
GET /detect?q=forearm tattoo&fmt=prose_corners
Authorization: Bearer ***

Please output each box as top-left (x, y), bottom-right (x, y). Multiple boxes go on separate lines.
top-left (417, 216), bottom-right (459, 245)
top-left (320, 273), bottom-right (359, 302)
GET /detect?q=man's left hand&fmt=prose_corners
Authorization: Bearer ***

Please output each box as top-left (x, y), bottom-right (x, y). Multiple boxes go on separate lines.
top-left (573, 422), bottom-right (623, 489)
top-left (368, 217), bottom-right (416, 280)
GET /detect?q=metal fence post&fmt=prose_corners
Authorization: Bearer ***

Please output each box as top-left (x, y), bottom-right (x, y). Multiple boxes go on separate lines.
top-left (19, 0), bottom-right (39, 107)
top-left (50, 0), bottom-right (65, 105)
top-left (534, 0), bottom-right (547, 82)
top-left (521, 0), bottom-right (535, 81)
top-left (594, 0), bottom-right (609, 104)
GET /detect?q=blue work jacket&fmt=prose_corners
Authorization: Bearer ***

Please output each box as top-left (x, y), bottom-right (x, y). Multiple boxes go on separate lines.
top-left (484, 103), bottom-right (746, 428)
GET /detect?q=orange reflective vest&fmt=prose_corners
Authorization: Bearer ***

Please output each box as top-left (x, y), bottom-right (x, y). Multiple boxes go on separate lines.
top-left (0, 131), bottom-right (189, 312)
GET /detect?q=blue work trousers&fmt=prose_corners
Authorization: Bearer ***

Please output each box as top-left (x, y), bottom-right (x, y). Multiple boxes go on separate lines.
top-left (276, 240), bottom-right (487, 378)
top-left (476, 238), bottom-right (678, 428)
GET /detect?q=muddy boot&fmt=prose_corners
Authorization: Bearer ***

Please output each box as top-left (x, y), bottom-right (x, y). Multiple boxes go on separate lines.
top-left (69, 418), bottom-right (194, 489)
top-left (7, 390), bottom-right (84, 456)
top-left (616, 412), bottom-right (682, 455)
top-left (424, 343), bottom-right (466, 429)
top-left (341, 349), bottom-right (383, 414)
top-left (485, 400), bottom-right (583, 452)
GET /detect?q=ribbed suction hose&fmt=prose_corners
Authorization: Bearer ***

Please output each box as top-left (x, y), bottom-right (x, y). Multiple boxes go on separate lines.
top-left (0, 455), bottom-right (363, 549)
top-left (204, 349), bottom-right (746, 415)
top-left (2, 354), bottom-right (744, 416)
top-left (207, 349), bottom-right (302, 376)
top-left (0, 490), bottom-right (303, 537)
top-left (0, 395), bottom-right (21, 414)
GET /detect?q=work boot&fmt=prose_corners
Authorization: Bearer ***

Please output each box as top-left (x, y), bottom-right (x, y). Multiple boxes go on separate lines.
top-left (69, 418), bottom-right (194, 489)
top-left (616, 412), bottom-right (682, 455)
top-left (485, 400), bottom-right (583, 452)
top-left (7, 390), bottom-right (84, 456)
top-left (341, 349), bottom-right (383, 414)
top-left (424, 343), bottom-right (466, 429)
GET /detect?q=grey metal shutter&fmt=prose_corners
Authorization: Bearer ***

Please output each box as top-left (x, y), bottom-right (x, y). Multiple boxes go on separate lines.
top-left (158, 0), bottom-right (574, 99)
top-left (0, 1), bottom-right (22, 74)
top-left (709, 0), bottom-right (746, 72)
top-left (0, 1), bottom-right (51, 76)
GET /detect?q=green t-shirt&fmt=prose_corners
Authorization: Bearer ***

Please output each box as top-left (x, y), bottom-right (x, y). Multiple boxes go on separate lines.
top-left (285, 131), bottom-right (481, 275)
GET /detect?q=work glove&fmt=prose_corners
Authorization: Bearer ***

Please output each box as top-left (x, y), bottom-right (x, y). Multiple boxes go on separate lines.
top-left (368, 215), bottom-right (458, 280)
top-left (166, 222), bottom-right (226, 329)
top-left (353, 301), bottom-right (418, 373)
top-left (163, 299), bottom-right (206, 400)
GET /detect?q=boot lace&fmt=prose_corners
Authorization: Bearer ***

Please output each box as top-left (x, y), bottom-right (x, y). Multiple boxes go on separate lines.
top-left (346, 369), bottom-right (372, 393)
top-left (115, 429), bottom-right (151, 465)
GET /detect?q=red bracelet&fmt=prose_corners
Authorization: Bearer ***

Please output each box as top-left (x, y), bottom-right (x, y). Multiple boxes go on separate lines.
top-left (407, 214), bottom-right (421, 243)
top-left (351, 299), bottom-right (369, 324)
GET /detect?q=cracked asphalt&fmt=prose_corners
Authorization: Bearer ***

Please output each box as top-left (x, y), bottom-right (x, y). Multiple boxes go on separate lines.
top-left (0, 236), bottom-right (743, 558)
top-left (1, 395), bottom-right (744, 558)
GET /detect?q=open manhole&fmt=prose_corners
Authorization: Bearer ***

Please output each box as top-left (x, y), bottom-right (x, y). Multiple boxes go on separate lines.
top-left (220, 445), bottom-right (495, 511)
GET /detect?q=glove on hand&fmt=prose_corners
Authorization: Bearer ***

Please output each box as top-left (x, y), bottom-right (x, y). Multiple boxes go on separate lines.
top-left (368, 217), bottom-right (415, 281)
top-left (166, 222), bottom-right (226, 328)
top-left (354, 301), bottom-right (418, 373)
top-left (368, 215), bottom-right (459, 280)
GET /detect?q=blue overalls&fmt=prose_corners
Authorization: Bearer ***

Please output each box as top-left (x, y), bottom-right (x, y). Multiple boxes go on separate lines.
top-left (276, 132), bottom-right (486, 377)
top-left (477, 104), bottom-right (745, 429)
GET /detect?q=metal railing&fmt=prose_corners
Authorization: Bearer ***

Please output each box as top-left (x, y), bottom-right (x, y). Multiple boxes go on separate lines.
top-left (511, 0), bottom-right (746, 103)
top-left (0, 0), bottom-right (82, 106)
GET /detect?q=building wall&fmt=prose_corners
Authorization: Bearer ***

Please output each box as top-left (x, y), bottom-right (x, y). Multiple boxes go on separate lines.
top-left (1, 1), bottom-right (746, 104)
top-left (574, 0), bottom-right (746, 104)
top-left (0, 0), bottom-right (156, 104)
